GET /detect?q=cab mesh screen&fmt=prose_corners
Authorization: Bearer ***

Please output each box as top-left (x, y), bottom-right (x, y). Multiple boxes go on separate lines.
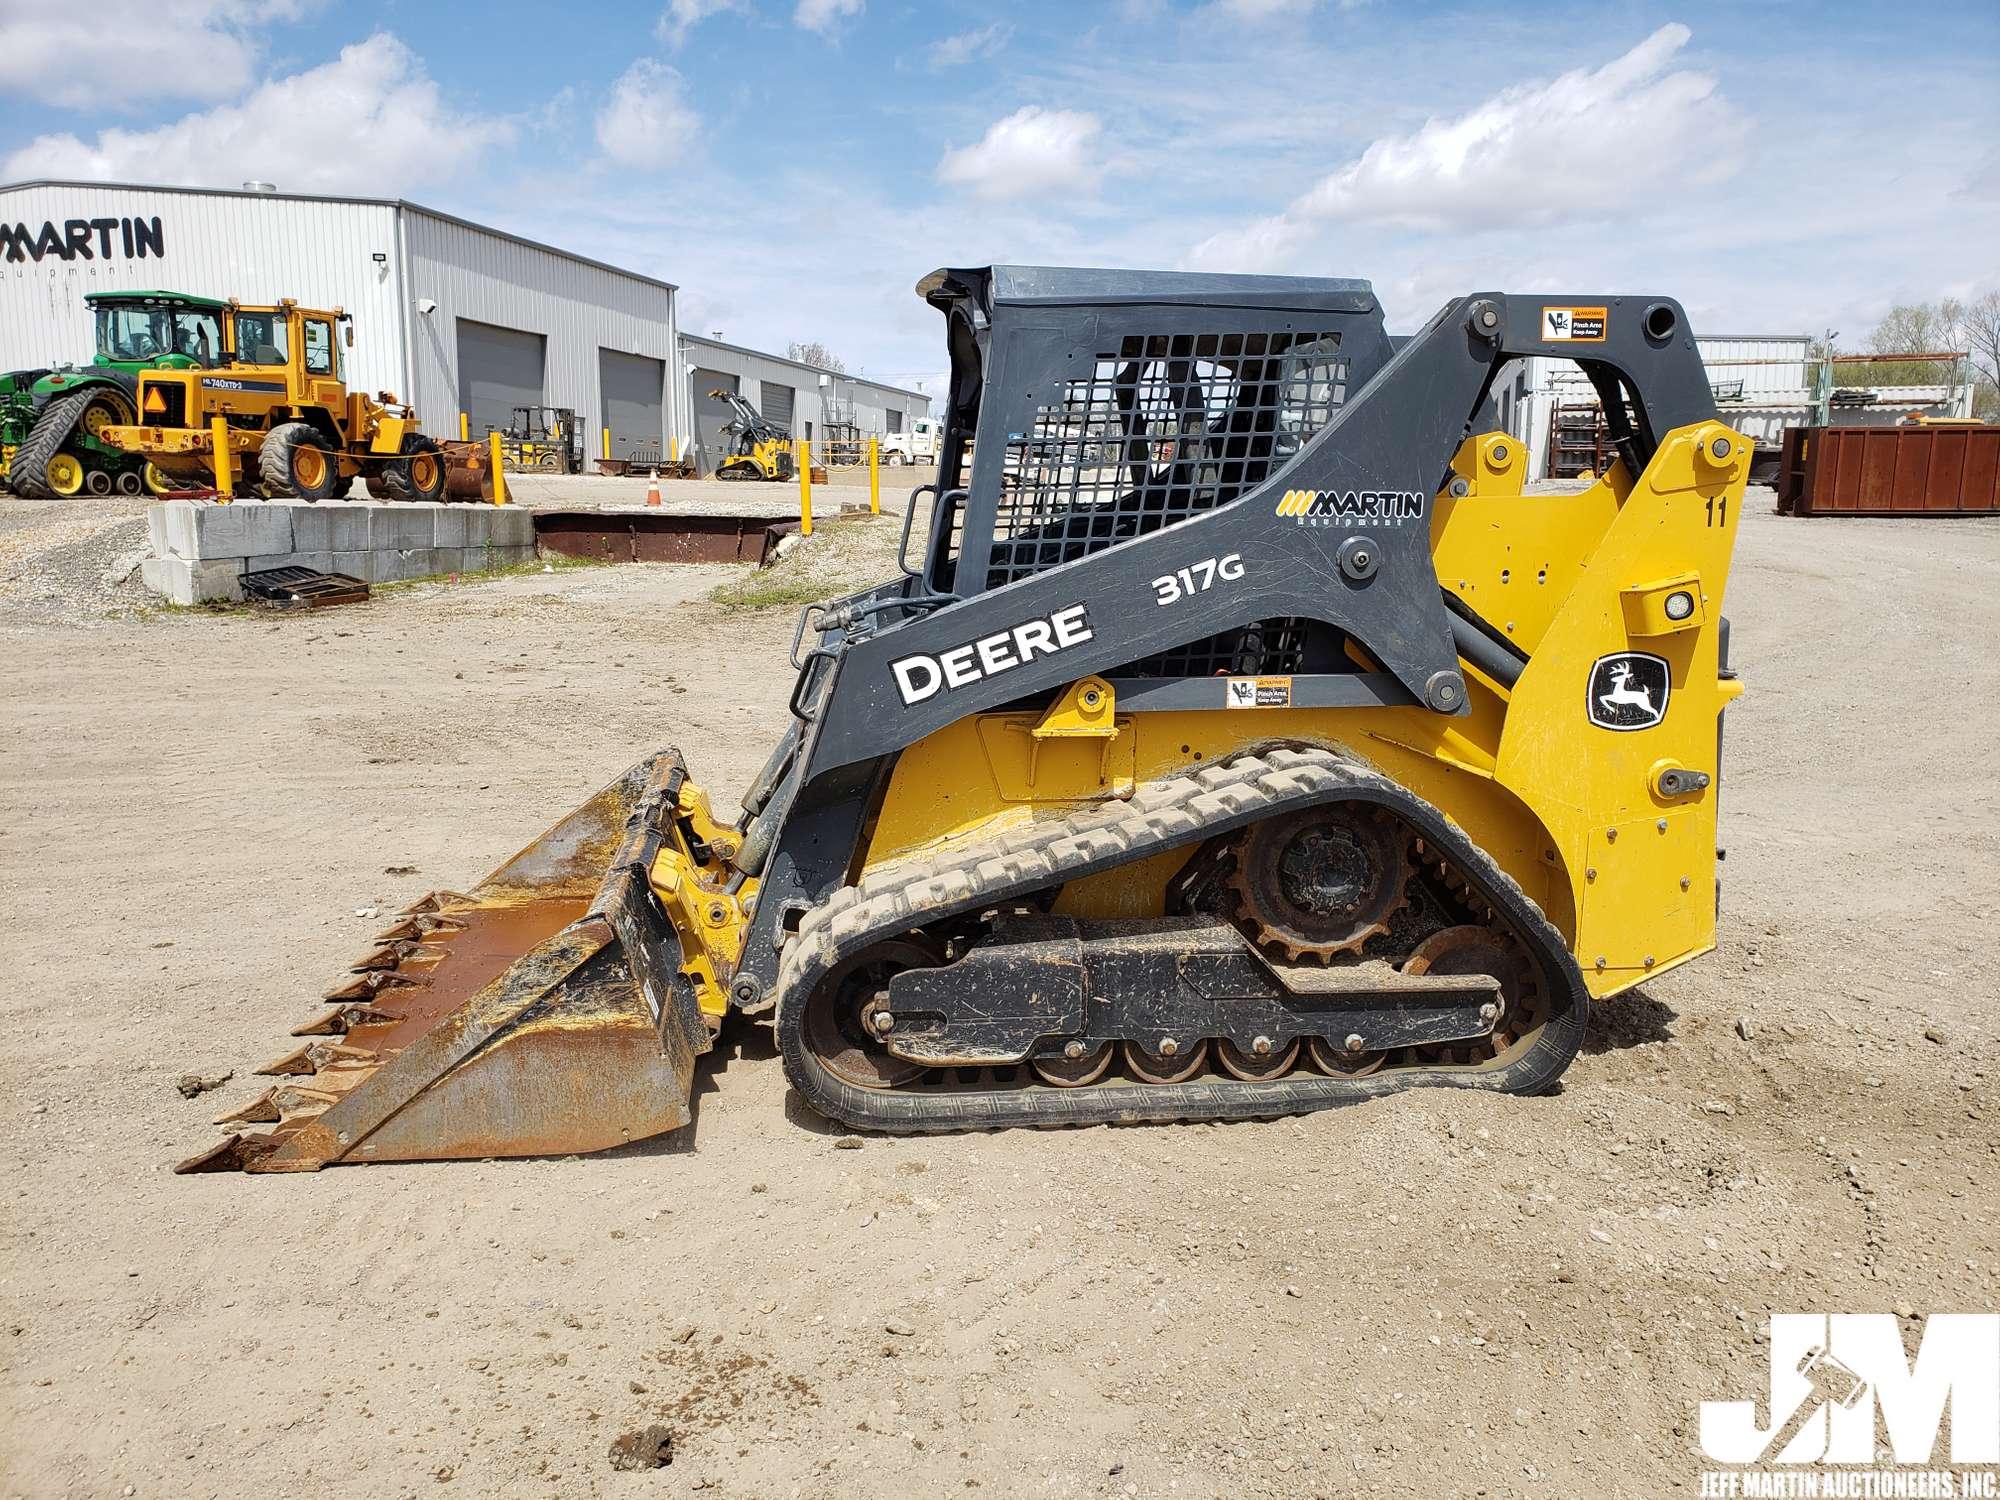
top-left (986, 330), bottom-right (1348, 590)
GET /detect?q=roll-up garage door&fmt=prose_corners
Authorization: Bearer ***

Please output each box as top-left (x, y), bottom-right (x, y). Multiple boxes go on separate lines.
top-left (759, 381), bottom-right (795, 436)
top-left (456, 320), bottom-right (545, 438)
top-left (599, 349), bottom-right (665, 466)
top-left (692, 370), bottom-right (738, 476)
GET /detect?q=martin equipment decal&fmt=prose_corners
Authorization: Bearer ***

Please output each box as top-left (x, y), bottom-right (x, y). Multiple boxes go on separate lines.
top-left (1275, 489), bottom-right (1425, 526)
top-left (198, 377), bottom-right (287, 393)
top-left (1225, 676), bottom-right (1292, 709)
top-left (1542, 306), bottom-right (1607, 342)
top-left (891, 604), bottom-right (1093, 706)
top-left (1587, 652), bottom-right (1670, 731)
top-left (0, 216), bottom-right (165, 265)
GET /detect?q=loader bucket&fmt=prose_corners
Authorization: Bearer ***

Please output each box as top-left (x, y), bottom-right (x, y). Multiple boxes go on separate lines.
top-left (177, 752), bottom-right (712, 1173)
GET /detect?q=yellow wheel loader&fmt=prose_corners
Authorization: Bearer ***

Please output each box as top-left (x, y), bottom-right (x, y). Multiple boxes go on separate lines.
top-left (709, 387), bottom-right (797, 481)
top-left (181, 268), bottom-right (1746, 1174)
top-left (100, 300), bottom-right (445, 502)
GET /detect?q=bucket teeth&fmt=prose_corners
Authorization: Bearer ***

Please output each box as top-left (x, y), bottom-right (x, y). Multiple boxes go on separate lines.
top-left (290, 1003), bottom-right (403, 1037)
top-left (351, 939), bottom-right (448, 971)
top-left (214, 1091), bottom-right (283, 1126)
top-left (374, 914), bottom-right (436, 942)
top-left (176, 1132), bottom-right (282, 1173)
top-left (257, 1040), bottom-right (376, 1077)
top-left (322, 969), bottom-right (425, 1003)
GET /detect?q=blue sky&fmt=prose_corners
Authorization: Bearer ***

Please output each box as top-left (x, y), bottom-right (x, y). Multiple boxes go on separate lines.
top-left (3, 0), bottom-right (1996, 398)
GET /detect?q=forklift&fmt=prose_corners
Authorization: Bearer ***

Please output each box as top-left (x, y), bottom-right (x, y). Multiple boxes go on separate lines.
top-left (493, 406), bottom-right (582, 474)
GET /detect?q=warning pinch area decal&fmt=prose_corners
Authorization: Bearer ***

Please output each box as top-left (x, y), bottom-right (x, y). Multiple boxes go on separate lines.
top-left (1542, 306), bottom-right (1607, 342)
top-left (1225, 676), bottom-right (1292, 709)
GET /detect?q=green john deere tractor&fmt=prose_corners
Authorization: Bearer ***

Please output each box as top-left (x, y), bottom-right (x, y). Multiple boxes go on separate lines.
top-left (2, 290), bottom-right (231, 498)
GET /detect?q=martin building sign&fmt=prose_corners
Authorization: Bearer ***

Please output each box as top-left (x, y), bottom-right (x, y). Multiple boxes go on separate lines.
top-left (1, 215), bottom-right (166, 264)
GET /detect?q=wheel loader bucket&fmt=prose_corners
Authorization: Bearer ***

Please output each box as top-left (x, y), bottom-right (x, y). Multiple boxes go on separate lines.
top-left (177, 752), bottom-right (712, 1173)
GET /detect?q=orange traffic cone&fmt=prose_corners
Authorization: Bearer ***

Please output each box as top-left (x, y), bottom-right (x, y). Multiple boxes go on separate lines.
top-left (645, 470), bottom-right (662, 507)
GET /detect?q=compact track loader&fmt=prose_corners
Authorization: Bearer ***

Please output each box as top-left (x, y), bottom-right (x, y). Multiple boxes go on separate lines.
top-left (709, 387), bottom-right (797, 481)
top-left (181, 267), bottom-right (1746, 1174)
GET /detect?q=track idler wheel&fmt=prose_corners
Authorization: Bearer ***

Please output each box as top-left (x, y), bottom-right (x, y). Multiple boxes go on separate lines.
top-left (1123, 1038), bottom-right (1208, 1084)
top-left (1216, 1036), bottom-right (1301, 1080)
top-left (1230, 804), bottom-right (1409, 960)
top-left (1031, 1042), bottom-right (1113, 1087)
top-left (1306, 1035), bottom-right (1387, 1077)
top-left (1404, 924), bottom-right (1539, 1060)
top-left (801, 939), bottom-right (939, 1089)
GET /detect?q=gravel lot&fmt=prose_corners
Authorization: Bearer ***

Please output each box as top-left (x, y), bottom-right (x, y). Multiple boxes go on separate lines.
top-left (0, 489), bottom-right (1994, 1499)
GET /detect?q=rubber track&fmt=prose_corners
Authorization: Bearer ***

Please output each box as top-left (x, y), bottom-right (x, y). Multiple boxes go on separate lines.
top-left (9, 389), bottom-right (95, 499)
top-left (774, 746), bottom-right (1588, 1133)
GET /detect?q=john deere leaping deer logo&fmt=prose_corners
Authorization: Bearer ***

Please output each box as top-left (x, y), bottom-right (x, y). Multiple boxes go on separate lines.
top-left (1587, 652), bottom-right (1670, 731)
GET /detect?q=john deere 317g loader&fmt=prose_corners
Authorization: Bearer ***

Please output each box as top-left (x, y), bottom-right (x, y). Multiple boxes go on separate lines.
top-left (181, 266), bottom-right (1745, 1173)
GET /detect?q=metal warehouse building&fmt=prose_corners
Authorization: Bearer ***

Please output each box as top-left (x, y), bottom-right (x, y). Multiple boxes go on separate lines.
top-left (1, 179), bottom-right (932, 474)
top-left (680, 335), bottom-right (933, 473)
top-left (1499, 333), bottom-right (1976, 478)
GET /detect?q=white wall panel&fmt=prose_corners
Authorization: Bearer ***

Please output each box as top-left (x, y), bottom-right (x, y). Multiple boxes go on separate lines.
top-left (1, 183), bottom-right (406, 402)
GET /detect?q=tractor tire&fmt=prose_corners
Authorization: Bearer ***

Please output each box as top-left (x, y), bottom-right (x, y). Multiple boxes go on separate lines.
top-left (143, 464), bottom-right (177, 496)
top-left (375, 435), bottom-right (446, 504)
top-left (260, 422), bottom-right (341, 502)
top-left (11, 389), bottom-right (105, 499)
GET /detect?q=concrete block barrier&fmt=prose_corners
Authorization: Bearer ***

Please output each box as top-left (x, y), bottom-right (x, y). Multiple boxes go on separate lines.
top-left (137, 499), bottom-right (541, 603)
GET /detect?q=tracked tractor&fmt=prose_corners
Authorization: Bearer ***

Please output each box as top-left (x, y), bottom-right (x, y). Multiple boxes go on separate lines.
top-left (2, 291), bottom-right (236, 498)
top-left (181, 267), bottom-right (1746, 1174)
top-left (98, 300), bottom-right (445, 502)
top-left (710, 387), bottom-right (797, 481)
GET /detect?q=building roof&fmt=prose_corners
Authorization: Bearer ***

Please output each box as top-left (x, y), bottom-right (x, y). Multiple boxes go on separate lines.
top-left (0, 178), bottom-right (678, 294)
top-left (680, 333), bottom-right (929, 403)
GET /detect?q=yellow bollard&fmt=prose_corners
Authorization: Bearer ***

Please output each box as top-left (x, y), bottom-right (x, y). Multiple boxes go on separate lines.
top-left (459, 411), bottom-right (469, 441)
top-left (488, 429), bottom-right (507, 506)
top-left (796, 439), bottom-right (812, 537)
top-left (601, 427), bottom-right (612, 461)
top-left (209, 416), bottom-right (233, 500)
top-left (670, 435), bottom-right (680, 464)
top-left (868, 437), bottom-right (880, 515)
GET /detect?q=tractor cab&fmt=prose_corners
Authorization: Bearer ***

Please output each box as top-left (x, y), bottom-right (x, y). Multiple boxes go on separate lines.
top-left (1, 291), bottom-right (234, 497)
top-left (85, 292), bottom-right (229, 372)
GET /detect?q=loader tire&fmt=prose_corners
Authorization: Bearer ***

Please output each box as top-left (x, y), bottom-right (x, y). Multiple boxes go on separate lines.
top-left (260, 422), bottom-right (342, 502)
top-left (11, 388), bottom-right (123, 500)
top-left (376, 435), bottom-right (446, 504)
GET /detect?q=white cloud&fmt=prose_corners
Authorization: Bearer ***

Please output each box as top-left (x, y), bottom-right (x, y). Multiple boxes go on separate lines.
top-left (1, 33), bottom-right (513, 196)
top-left (794, 0), bottom-right (862, 33)
top-left (1189, 24), bottom-right (1743, 269)
top-left (655, 0), bottom-right (742, 46)
top-left (1210, 0), bottom-right (1316, 16)
top-left (0, 0), bottom-right (315, 108)
top-left (927, 22), bottom-right (1011, 68)
top-left (594, 60), bottom-right (698, 171)
top-left (937, 107), bottom-right (1103, 202)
